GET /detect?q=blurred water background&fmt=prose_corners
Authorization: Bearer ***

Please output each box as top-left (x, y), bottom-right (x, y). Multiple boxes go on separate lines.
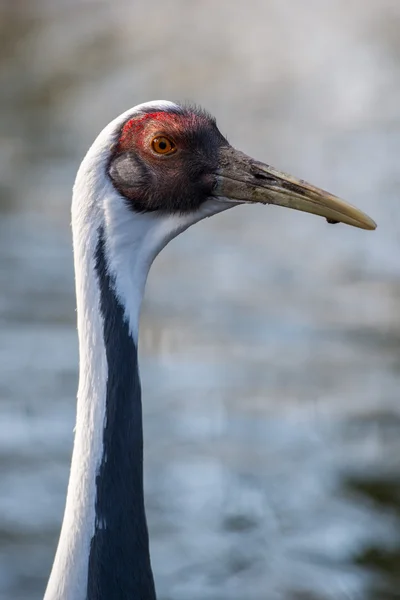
top-left (0, 1), bottom-right (400, 598)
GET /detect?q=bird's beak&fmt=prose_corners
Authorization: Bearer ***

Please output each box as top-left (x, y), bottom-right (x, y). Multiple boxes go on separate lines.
top-left (213, 146), bottom-right (376, 230)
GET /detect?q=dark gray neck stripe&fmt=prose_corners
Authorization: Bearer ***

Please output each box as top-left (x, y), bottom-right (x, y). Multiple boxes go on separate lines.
top-left (87, 229), bottom-right (156, 600)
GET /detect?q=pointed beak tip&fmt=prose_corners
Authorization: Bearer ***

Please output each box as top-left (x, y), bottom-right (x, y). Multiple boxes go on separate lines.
top-left (365, 221), bottom-right (377, 231)
top-left (353, 215), bottom-right (378, 231)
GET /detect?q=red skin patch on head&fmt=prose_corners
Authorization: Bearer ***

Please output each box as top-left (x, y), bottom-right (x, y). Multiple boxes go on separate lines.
top-left (116, 111), bottom-right (205, 153)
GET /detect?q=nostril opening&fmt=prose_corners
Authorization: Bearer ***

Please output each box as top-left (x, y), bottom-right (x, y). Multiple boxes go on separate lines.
top-left (253, 171), bottom-right (276, 184)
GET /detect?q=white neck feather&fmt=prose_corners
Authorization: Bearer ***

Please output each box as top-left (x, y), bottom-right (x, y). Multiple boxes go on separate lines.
top-left (44, 101), bottom-right (232, 600)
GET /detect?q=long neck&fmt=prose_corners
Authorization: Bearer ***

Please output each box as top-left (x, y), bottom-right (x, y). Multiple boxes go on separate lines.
top-left (45, 224), bottom-right (156, 600)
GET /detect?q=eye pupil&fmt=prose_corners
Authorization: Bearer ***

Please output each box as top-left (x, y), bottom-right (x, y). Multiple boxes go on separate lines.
top-left (159, 141), bottom-right (167, 150)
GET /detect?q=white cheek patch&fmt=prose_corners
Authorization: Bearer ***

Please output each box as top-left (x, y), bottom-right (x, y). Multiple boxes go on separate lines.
top-left (103, 195), bottom-right (234, 343)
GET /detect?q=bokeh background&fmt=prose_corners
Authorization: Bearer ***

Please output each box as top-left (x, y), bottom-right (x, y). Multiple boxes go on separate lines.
top-left (1, 1), bottom-right (400, 598)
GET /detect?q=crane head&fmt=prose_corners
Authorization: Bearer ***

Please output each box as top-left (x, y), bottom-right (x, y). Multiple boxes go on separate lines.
top-left (108, 102), bottom-right (376, 231)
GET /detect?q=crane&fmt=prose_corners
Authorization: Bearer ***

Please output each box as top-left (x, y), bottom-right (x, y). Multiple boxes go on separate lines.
top-left (44, 101), bottom-right (376, 600)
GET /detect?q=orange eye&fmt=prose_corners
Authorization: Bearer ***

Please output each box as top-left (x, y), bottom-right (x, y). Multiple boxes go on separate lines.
top-left (151, 136), bottom-right (176, 155)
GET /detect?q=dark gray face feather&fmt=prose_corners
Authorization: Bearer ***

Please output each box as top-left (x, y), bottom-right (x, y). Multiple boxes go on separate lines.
top-left (87, 230), bottom-right (156, 600)
top-left (108, 105), bottom-right (229, 214)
